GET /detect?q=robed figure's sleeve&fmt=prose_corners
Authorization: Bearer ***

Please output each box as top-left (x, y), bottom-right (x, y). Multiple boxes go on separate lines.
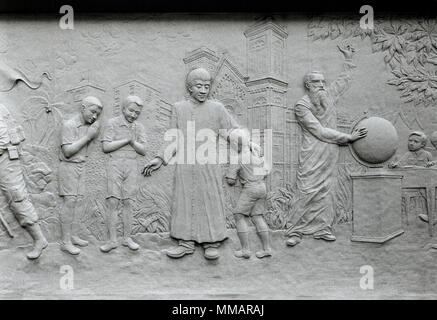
top-left (217, 103), bottom-right (240, 141)
top-left (157, 104), bottom-right (178, 165)
top-left (225, 164), bottom-right (240, 180)
top-left (295, 104), bottom-right (351, 145)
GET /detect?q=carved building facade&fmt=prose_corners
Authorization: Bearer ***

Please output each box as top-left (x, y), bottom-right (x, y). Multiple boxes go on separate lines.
top-left (183, 18), bottom-right (298, 190)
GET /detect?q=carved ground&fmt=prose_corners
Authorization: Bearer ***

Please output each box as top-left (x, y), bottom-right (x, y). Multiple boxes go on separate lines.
top-left (1, 220), bottom-right (436, 299)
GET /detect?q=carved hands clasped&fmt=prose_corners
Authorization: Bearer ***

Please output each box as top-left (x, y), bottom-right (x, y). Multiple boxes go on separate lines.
top-left (86, 121), bottom-right (100, 141)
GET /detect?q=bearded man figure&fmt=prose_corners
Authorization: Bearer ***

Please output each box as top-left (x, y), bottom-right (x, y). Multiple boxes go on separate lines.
top-left (285, 44), bottom-right (368, 247)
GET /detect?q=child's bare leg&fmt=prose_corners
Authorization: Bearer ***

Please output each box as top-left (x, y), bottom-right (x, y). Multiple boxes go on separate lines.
top-left (122, 198), bottom-right (139, 250)
top-left (234, 213), bottom-right (251, 259)
top-left (252, 215), bottom-right (272, 258)
top-left (59, 195), bottom-right (81, 255)
top-left (71, 196), bottom-right (88, 247)
top-left (100, 197), bottom-right (119, 253)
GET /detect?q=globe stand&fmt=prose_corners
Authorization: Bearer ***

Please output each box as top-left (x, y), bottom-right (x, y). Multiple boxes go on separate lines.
top-left (350, 168), bottom-right (404, 243)
top-left (349, 116), bottom-right (404, 244)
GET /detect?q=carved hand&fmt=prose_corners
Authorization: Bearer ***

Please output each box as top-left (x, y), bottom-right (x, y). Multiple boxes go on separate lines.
top-left (87, 121), bottom-right (100, 140)
top-left (338, 43), bottom-right (356, 60)
top-left (426, 161), bottom-right (437, 168)
top-left (249, 141), bottom-right (261, 156)
top-left (388, 162), bottom-right (398, 169)
top-left (349, 127), bottom-right (367, 142)
top-left (142, 157), bottom-right (164, 176)
top-left (129, 132), bottom-right (136, 145)
top-left (226, 177), bottom-right (236, 186)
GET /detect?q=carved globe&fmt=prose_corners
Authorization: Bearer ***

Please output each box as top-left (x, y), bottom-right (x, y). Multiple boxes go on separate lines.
top-left (350, 116), bottom-right (398, 165)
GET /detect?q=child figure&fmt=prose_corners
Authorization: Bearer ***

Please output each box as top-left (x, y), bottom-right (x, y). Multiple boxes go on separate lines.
top-left (389, 131), bottom-right (436, 223)
top-left (225, 128), bottom-right (272, 259)
top-left (389, 131), bottom-right (434, 168)
top-left (417, 131), bottom-right (437, 223)
top-left (58, 96), bottom-right (103, 255)
top-left (100, 96), bottom-right (146, 253)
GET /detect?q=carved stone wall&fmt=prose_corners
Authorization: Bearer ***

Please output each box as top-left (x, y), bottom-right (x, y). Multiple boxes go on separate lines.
top-left (0, 14), bottom-right (436, 244)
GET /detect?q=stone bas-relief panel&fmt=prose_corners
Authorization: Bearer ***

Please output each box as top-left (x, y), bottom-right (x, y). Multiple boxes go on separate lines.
top-left (1, 13), bottom-right (437, 299)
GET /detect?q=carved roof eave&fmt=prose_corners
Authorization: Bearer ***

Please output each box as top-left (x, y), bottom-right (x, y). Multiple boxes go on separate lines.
top-left (183, 47), bottom-right (221, 65)
top-left (66, 83), bottom-right (106, 93)
top-left (215, 56), bottom-right (249, 84)
top-left (246, 77), bottom-right (288, 88)
top-left (159, 99), bottom-right (173, 107)
top-left (114, 79), bottom-right (161, 94)
top-left (244, 21), bottom-right (288, 39)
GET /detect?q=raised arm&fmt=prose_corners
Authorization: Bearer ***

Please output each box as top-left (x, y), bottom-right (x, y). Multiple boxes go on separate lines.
top-left (328, 44), bottom-right (357, 104)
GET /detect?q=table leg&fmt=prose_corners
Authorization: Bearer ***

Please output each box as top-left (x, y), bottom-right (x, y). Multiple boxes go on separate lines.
top-left (426, 187), bottom-right (434, 237)
top-left (404, 196), bottom-right (410, 226)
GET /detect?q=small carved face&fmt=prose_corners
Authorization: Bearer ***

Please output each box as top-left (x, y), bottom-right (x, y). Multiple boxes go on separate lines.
top-left (408, 134), bottom-right (425, 152)
top-left (122, 103), bottom-right (142, 123)
top-left (188, 79), bottom-right (211, 102)
top-left (82, 104), bottom-right (102, 124)
top-left (306, 73), bottom-right (326, 93)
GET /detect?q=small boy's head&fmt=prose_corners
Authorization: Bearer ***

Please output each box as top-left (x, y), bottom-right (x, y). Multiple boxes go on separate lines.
top-left (229, 128), bottom-right (250, 153)
top-left (408, 131), bottom-right (427, 152)
top-left (430, 131), bottom-right (437, 149)
top-left (81, 96), bottom-right (103, 124)
top-left (122, 95), bottom-right (143, 123)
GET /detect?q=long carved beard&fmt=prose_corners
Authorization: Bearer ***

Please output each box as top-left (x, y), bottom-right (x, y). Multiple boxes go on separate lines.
top-left (309, 90), bottom-right (329, 113)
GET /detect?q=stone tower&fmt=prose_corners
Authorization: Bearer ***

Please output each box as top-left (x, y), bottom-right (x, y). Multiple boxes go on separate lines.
top-left (244, 17), bottom-right (290, 189)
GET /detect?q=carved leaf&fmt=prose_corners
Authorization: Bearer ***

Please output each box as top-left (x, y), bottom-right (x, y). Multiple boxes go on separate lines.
top-left (132, 184), bottom-right (171, 233)
top-left (387, 78), bottom-right (400, 85)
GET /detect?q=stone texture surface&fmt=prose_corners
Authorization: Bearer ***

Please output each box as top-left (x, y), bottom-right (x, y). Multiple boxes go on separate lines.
top-left (351, 172), bottom-right (404, 243)
top-left (1, 13), bottom-right (437, 298)
top-left (1, 223), bottom-right (437, 299)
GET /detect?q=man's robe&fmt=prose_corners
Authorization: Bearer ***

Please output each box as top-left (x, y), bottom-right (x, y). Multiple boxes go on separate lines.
top-left (286, 61), bottom-right (355, 238)
top-left (158, 98), bottom-right (239, 244)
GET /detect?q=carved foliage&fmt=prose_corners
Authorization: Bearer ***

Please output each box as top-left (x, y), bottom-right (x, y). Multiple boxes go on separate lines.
top-left (265, 183), bottom-right (297, 230)
top-left (22, 95), bottom-right (65, 147)
top-left (308, 18), bottom-right (437, 107)
top-left (308, 17), bottom-right (374, 41)
top-left (332, 163), bottom-right (367, 224)
top-left (80, 23), bottom-right (131, 57)
top-left (132, 184), bottom-right (171, 233)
